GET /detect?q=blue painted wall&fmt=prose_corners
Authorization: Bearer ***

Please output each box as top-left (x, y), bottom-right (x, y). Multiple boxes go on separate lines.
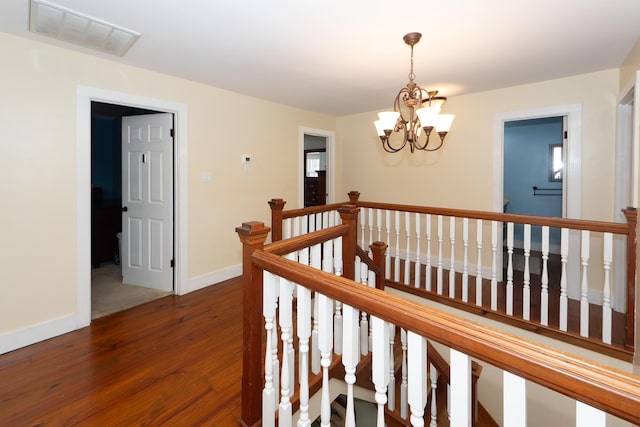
top-left (504, 117), bottom-right (563, 248)
top-left (91, 116), bottom-right (122, 203)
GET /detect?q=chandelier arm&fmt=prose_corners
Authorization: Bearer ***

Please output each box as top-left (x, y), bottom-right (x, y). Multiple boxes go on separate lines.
top-left (420, 132), bottom-right (447, 152)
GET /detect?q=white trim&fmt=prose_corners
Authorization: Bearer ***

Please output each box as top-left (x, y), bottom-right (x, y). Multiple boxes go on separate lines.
top-left (493, 104), bottom-right (582, 219)
top-left (299, 127), bottom-right (336, 208)
top-left (0, 314), bottom-right (76, 355)
top-left (182, 264), bottom-right (242, 294)
top-left (76, 86), bottom-right (189, 328)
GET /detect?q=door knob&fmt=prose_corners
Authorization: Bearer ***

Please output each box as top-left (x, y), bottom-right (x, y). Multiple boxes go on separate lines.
top-left (122, 206), bottom-right (128, 212)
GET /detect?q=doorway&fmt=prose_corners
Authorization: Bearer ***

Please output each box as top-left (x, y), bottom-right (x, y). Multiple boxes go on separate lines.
top-left (303, 136), bottom-right (327, 207)
top-left (90, 102), bottom-right (173, 318)
top-left (77, 86), bottom-right (188, 328)
top-left (299, 127), bottom-right (336, 208)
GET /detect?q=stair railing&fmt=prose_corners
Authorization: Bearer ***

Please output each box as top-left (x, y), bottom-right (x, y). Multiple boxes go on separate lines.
top-left (268, 193), bottom-right (637, 360)
top-left (237, 214), bottom-right (640, 427)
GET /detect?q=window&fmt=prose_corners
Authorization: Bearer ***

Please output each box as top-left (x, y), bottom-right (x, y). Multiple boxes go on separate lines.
top-left (549, 144), bottom-right (563, 182)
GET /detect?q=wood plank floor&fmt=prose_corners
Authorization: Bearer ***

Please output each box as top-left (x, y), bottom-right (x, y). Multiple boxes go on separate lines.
top-left (0, 277), bottom-right (243, 426)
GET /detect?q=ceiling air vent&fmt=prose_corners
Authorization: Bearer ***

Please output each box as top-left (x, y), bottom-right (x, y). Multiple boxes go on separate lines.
top-left (29, 0), bottom-right (140, 57)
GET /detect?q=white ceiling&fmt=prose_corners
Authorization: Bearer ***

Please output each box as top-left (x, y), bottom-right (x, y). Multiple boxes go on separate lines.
top-left (2, 0), bottom-right (640, 116)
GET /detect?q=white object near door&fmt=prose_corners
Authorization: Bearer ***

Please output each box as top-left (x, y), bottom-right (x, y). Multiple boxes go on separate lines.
top-left (121, 113), bottom-right (174, 292)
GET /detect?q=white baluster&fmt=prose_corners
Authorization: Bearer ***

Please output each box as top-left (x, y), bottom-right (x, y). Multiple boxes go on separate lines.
top-left (602, 232), bottom-right (613, 344)
top-left (405, 211), bottom-right (411, 285)
top-left (369, 208), bottom-right (374, 256)
top-left (283, 218), bottom-right (292, 240)
top-left (308, 214), bottom-right (316, 233)
top-left (334, 236), bottom-right (343, 355)
top-left (429, 363), bottom-right (438, 427)
top-left (292, 216), bottom-right (300, 238)
top-left (385, 210), bottom-right (391, 280)
top-left (316, 212), bottom-right (323, 232)
top-left (541, 226), bottom-right (550, 326)
top-left (506, 222), bottom-right (514, 316)
top-left (286, 254), bottom-right (296, 396)
top-left (400, 329), bottom-right (408, 419)
top-left (311, 243), bottom-right (321, 374)
top-left (377, 209), bottom-right (383, 242)
top-left (426, 214), bottom-right (432, 291)
top-left (360, 262), bottom-right (369, 355)
top-left (360, 207), bottom-right (366, 249)
top-left (372, 316), bottom-right (390, 427)
top-left (388, 323), bottom-right (396, 411)
top-left (449, 217), bottom-right (456, 298)
top-left (318, 292), bottom-right (333, 427)
top-left (408, 331), bottom-right (427, 427)
top-left (415, 213), bottom-right (422, 289)
top-left (368, 271), bottom-right (376, 353)
top-left (342, 303), bottom-right (360, 427)
top-left (450, 349), bottom-right (472, 427)
top-left (437, 215), bottom-right (444, 295)
top-left (503, 371), bottom-right (526, 427)
top-left (395, 211), bottom-right (401, 282)
top-left (297, 284), bottom-right (312, 427)
top-left (491, 221), bottom-right (498, 311)
top-left (462, 218), bottom-right (469, 302)
top-left (354, 256), bottom-right (361, 284)
top-left (299, 219), bottom-right (309, 266)
top-left (576, 401), bottom-right (606, 427)
top-left (560, 228), bottom-right (569, 331)
top-left (476, 219), bottom-right (483, 306)
top-left (580, 230), bottom-right (590, 337)
top-left (322, 236), bottom-right (334, 375)
top-left (523, 224), bottom-right (531, 320)
top-left (279, 275), bottom-right (293, 426)
top-left (263, 272), bottom-right (277, 426)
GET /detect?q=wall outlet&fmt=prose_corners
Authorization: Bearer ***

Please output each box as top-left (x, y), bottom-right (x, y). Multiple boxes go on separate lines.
top-left (241, 155), bottom-right (251, 164)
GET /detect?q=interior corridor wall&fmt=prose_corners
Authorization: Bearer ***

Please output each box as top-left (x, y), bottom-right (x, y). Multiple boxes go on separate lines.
top-left (0, 32), bottom-right (334, 339)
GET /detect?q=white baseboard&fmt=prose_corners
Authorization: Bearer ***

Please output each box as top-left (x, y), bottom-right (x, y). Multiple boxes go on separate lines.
top-left (1, 264), bottom-right (243, 355)
top-left (181, 264), bottom-right (242, 295)
top-left (0, 314), bottom-right (76, 355)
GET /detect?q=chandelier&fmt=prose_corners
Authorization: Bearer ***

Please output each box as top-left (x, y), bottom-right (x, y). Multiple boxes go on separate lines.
top-left (374, 32), bottom-right (455, 153)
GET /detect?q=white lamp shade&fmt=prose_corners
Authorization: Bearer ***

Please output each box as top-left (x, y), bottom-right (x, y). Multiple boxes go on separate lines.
top-left (377, 111), bottom-right (400, 131)
top-left (416, 106), bottom-right (439, 128)
top-left (435, 114), bottom-right (455, 132)
top-left (373, 120), bottom-right (385, 136)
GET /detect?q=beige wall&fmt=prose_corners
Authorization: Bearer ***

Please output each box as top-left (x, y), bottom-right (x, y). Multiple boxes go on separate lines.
top-left (620, 36), bottom-right (640, 90)
top-left (336, 69), bottom-right (619, 222)
top-left (0, 33), bottom-right (334, 335)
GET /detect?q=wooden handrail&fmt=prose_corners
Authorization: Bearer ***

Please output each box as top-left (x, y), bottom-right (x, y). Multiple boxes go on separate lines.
top-left (355, 200), bottom-right (633, 235)
top-left (250, 250), bottom-right (640, 425)
top-left (265, 224), bottom-right (349, 256)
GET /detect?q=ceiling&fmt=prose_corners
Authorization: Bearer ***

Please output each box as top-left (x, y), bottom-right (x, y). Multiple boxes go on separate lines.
top-left (2, 0), bottom-right (640, 116)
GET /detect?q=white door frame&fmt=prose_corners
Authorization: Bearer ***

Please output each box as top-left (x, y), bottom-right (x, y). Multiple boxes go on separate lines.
top-left (76, 86), bottom-right (188, 328)
top-left (299, 126), bottom-right (336, 208)
top-left (614, 77), bottom-right (638, 313)
top-left (493, 104), bottom-right (582, 296)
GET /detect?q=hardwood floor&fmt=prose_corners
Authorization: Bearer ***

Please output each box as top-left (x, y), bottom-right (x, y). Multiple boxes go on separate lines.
top-left (0, 277), bottom-right (243, 426)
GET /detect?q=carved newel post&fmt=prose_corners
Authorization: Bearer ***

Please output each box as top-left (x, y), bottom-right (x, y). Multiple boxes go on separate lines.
top-left (236, 221), bottom-right (271, 427)
top-left (338, 204), bottom-right (359, 281)
top-left (268, 198), bottom-right (286, 242)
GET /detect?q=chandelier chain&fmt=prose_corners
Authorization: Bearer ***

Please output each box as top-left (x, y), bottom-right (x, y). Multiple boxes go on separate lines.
top-left (408, 44), bottom-right (415, 83)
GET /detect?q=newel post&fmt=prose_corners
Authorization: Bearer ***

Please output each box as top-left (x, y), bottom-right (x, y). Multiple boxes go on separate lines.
top-left (268, 198), bottom-right (286, 242)
top-left (348, 190), bottom-right (360, 205)
top-left (370, 241), bottom-right (388, 290)
top-left (236, 221), bottom-right (271, 427)
top-left (623, 207), bottom-right (637, 350)
top-left (339, 204), bottom-right (360, 280)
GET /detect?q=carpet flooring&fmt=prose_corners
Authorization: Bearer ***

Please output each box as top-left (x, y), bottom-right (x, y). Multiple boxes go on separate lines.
top-left (91, 263), bottom-right (173, 319)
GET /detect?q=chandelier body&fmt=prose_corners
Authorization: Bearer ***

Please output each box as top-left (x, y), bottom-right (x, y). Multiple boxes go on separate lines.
top-left (374, 32), bottom-right (454, 153)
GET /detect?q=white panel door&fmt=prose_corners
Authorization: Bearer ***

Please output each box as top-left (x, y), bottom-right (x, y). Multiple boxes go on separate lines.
top-left (121, 113), bottom-right (173, 291)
